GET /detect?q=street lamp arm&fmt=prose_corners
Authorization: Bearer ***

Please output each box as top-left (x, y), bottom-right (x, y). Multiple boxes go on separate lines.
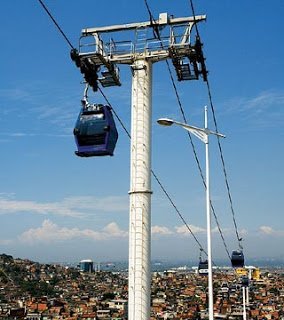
top-left (207, 129), bottom-right (226, 139)
top-left (157, 118), bottom-right (226, 143)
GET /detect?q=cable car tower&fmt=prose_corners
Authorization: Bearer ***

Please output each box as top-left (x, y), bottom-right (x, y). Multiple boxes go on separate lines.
top-left (71, 12), bottom-right (206, 320)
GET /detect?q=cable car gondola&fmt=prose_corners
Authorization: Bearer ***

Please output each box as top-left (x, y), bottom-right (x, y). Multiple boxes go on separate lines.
top-left (73, 100), bottom-right (118, 157)
top-left (198, 259), bottom-right (208, 276)
top-left (231, 250), bottom-right (244, 268)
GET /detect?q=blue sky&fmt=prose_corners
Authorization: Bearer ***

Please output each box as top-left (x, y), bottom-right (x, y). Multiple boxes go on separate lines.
top-left (0, 0), bottom-right (283, 264)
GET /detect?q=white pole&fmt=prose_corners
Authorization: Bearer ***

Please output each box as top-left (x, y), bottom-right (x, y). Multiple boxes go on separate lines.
top-left (128, 59), bottom-right (152, 320)
top-left (246, 286), bottom-right (249, 306)
top-left (205, 106), bottom-right (214, 320)
top-left (242, 286), bottom-right (247, 320)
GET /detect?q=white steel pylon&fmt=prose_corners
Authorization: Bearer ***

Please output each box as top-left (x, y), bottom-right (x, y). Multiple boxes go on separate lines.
top-left (128, 59), bottom-right (152, 320)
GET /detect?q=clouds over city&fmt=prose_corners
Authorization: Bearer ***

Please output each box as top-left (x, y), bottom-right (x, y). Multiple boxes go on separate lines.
top-left (17, 221), bottom-right (252, 243)
top-left (1, 218), bottom-right (283, 249)
top-left (19, 219), bottom-right (128, 244)
top-left (0, 195), bottom-right (128, 218)
top-left (0, 194), bottom-right (282, 248)
top-left (18, 221), bottom-right (206, 245)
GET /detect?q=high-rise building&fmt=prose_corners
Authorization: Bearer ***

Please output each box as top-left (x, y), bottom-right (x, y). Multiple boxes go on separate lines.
top-left (79, 259), bottom-right (93, 272)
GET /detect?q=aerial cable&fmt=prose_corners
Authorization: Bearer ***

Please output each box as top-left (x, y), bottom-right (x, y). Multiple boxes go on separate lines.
top-left (143, 0), bottom-right (231, 261)
top-left (98, 87), bottom-right (131, 140)
top-left (144, 0), bottom-right (160, 39)
top-left (150, 169), bottom-right (205, 251)
top-left (206, 81), bottom-right (243, 249)
top-left (186, 0), bottom-right (243, 250)
top-left (188, 0), bottom-right (201, 39)
top-left (36, 0), bottom-right (75, 50)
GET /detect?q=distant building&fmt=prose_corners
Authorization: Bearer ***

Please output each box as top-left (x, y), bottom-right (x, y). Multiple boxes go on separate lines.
top-left (252, 267), bottom-right (260, 281)
top-left (236, 267), bottom-right (248, 277)
top-left (79, 259), bottom-right (93, 272)
top-left (236, 266), bottom-right (261, 281)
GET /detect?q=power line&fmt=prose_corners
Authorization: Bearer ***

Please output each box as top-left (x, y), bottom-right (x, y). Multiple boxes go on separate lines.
top-left (36, 0), bottom-right (75, 50)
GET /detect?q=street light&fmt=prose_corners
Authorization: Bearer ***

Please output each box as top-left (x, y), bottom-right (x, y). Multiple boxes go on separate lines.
top-left (157, 106), bottom-right (225, 320)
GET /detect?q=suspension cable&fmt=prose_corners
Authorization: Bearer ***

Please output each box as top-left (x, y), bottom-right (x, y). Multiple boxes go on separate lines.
top-left (98, 87), bottom-right (131, 140)
top-left (186, 0), bottom-right (243, 250)
top-left (188, 0), bottom-right (201, 39)
top-left (36, 0), bottom-right (75, 50)
top-left (205, 81), bottom-right (243, 249)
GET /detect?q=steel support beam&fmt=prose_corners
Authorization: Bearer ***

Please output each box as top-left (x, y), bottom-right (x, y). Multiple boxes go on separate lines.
top-left (82, 14), bottom-right (206, 35)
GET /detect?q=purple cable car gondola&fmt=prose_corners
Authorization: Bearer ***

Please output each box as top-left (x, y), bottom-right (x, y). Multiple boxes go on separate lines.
top-left (73, 102), bottom-right (118, 157)
top-left (231, 250), bottom-right (244, 268)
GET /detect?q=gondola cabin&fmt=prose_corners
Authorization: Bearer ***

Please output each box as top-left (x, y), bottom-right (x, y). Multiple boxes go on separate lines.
top-left (198, 260), bottom-right (208, 276)
top-left (74, 103), bottom-right (118, 157)
top-left (231, 250), bottom-right (244, 268)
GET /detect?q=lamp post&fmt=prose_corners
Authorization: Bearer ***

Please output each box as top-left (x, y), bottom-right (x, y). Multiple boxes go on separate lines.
top-left (157, 106), bottom-right (225, 320)
top-left (242, 286), bottom-right (247, 320)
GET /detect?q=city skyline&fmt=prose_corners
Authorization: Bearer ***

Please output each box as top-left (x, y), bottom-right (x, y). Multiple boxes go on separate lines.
top-left (0, 0), bottom-right (283, 263)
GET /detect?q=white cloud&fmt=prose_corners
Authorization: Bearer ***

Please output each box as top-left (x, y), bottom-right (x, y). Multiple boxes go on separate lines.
top-left (0, 198), bottom-right (82, 218)
top-left (151, 225), bottom-right (173, 235)
top-left (19, 219), bottom-right (128, 244)
top-left (175, 224), bottom-right (206, 236)
top-left (224, 90), bottom-right (284, 128)
top-left (244, 91), bottom-right (284, 111)
top-left (62, 196), bottom-right (128, 212)
top-left (0, 88), bottom-right (31, 101)
top-left (239, 228), bottom-right (248, 236)
top-left (0, 195), bottom-right (128, 218)
top-left (259, 226), bottom-right (274, 235)
top-left (259, 225), bottom-right (284, 236)
top-left (227, 90), bottom-right (284, 113)
top-left (103, 222), bottom-right (128, 237)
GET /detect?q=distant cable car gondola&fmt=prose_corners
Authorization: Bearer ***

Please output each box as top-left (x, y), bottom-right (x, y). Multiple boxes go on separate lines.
top-left (231, 250), bottom-right (244, 268)
top-left (198, 249), bottom-right (208, 276)
top-left (73, 92), bottom-right (118, 157)
top-left (198, 259), bottom-right (208, 276)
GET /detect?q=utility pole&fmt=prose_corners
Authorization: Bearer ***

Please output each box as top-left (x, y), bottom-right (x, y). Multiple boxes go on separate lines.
top-left (71, 12), bottom-right (206, 320)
